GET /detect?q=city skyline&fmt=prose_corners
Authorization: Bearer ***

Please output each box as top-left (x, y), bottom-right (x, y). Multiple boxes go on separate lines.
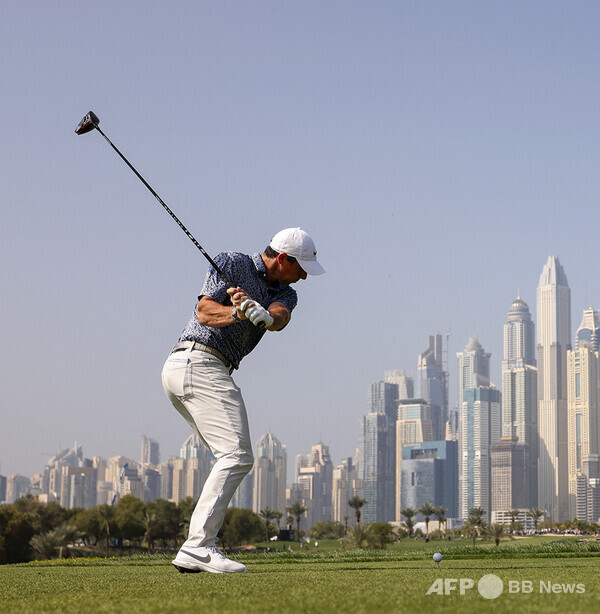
top-left (2, 255), bottom-right (600, 486)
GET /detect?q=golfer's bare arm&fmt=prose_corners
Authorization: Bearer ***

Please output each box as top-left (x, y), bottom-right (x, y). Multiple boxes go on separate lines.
top-left (196, 295), bottom-right (290, 331)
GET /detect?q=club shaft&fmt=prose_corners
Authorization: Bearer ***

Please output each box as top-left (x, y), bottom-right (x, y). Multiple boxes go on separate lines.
top-left (94, 125), bottom-right (234, 288)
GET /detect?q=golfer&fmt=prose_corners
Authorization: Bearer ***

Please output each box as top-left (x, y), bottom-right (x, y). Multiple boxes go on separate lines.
top-left (163, 228), bottom-right (324, 573)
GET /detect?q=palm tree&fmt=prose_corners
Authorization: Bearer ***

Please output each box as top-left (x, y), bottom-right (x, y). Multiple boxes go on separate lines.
top-left (486, 523), bottom-right (505, 546)
top-left (507, 509), bottom-right (520, 533)
top-left (96, 504), bottom-right (115, 559)
top-left (434, 506), bottom-right (447, 533)
top-left (260, 508), bottom-right (277, 543)
top-left (348, 496), bottom-right (367, 526)
top-left (30, 532), bottom-right (59, 560)
top-left (528, 508), bottom-right (544, 532)
top-left (463, 515), bottom-right (480, 546)
top-left (287, 502), bottom-right (308, 541)
top-left (464, 507), bottom-right (487, 546)
top-left (273, 510), bottom-right (283, 531)
top-left (469, 507), bottom-right (486, 524)
top-left (140, 511), bottom-right (159, 553)
top-left (419, 503), bottom-right (436, 536)
top-left (400, 507), bottom-right (417, 538)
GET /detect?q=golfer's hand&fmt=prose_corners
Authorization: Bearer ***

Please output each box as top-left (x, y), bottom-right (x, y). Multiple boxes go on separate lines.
top-left (241, 300), bottom-right (274, 328)
top-left (227, 287), bottom-right (251, 320)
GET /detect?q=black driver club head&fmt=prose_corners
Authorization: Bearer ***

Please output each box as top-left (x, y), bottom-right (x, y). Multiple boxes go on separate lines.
top-left (75, 111), bottom-right (100, 135)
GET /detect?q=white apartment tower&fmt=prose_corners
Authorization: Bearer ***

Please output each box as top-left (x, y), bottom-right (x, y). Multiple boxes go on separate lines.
top-left (457, 336), bottom-right (499, 520)
top-left (252, 432), bottom-right (287, 516)
top-left (566, 308), bottom-right (600, 520)
top-left (501, 295), bottom-right (538, 508)
top-left (537, 256), bottom-right (571, 521)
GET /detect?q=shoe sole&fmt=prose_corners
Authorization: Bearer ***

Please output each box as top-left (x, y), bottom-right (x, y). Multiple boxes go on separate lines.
top-left (172, 562), bottom-right (204, 573)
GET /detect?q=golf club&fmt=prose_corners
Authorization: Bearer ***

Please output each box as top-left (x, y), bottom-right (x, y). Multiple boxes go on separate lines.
top-left (75, 111), bottom-right (234, 288)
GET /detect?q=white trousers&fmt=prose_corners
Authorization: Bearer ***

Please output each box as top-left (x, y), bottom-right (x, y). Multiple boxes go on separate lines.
top-left (161, 346), bottom-right (254, 548)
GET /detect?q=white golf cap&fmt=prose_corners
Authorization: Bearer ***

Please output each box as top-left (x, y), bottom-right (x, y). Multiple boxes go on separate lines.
top-left (269, 227), bottom-right (325, 276)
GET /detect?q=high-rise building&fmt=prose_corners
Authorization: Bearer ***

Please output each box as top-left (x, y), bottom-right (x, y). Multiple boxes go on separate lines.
top-left (399, 440), bottom-right (458, 519)
top-left (566, 310), bottom-right (600, 520)
top-left (180, 434), bottom-right (215, 501)
top-left (503, 295), bottom-right (536, 368)
top-left (457, 336), bottom-right (500, 520)
top-left (253, 432), bottom-right (287, 516)
top-left (396, 400), bottom-right (433, 444)
top-left (359, 412), bottom-right (392, 523)
top-left (418, 334), bottom-right (449, 440)
top-left (332, 456), bottom-right (362, 524)
top-left (141, 436), bottom-right (160, 466)
top-left (395, 399), bottom-right (433, 520)
top-left (500, 295), bottom-right (538, 508)
top-left (359, 380), bottom-right (398, 523)
top-left (158, 459), bottom-right (173, 500)
top-left (230, 470), bottom-right (254, 510)
top-left (457, 335), bottom-right (490, 408)
top-left (537, 255), bottom-right (571, 521)
top-left (385, 370), bottom-right (414, 400)
top-left (0, 474), bottom-right (7, 503)
top-left (459, 386), bottom-right (501, 520)
top-left (575, 306), bottom-right (600, 351)
top-left (491, 436), bottom-right (529, 513)
top-left (296, 442), bottom-right (333, 526)
top-left (6, 474), bottom-right (31, 503)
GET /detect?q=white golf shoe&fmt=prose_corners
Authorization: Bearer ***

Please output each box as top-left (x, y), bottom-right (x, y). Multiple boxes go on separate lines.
top-left (172, 546), bottom-right (248, 574)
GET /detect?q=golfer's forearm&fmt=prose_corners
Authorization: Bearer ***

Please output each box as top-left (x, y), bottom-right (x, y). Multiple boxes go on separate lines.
top-left (196, 297), bottom-right (236, 328)
top-left (266, 303), bottom-right (290, 331)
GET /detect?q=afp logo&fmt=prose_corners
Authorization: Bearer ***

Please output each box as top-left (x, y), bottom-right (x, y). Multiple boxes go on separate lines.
top-left (427, 574), bottom-right (504, 599)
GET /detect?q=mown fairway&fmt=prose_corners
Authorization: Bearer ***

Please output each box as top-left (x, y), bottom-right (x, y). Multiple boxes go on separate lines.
top-left (0, 540), bottom-right (598, 613)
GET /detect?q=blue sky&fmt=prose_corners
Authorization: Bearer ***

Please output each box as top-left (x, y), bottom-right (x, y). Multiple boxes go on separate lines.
top-left (2, 1), bottom-right (600, 479)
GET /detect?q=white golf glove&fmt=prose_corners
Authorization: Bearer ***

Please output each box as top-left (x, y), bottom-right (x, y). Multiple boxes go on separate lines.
top-left (240, 300), bottom-right (274, 328)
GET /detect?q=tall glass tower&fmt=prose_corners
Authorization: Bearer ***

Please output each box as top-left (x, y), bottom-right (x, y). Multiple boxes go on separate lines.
top-left (537, 255), bottom-right (571, 521)
top-left (457, 336), bottom-right (499, 520)
top-left (360, 380), bottom-right (398, 523)
top-left (501, 295), bottom-right (538, 508)
top-left (418, 334), bottom-right (449, 441)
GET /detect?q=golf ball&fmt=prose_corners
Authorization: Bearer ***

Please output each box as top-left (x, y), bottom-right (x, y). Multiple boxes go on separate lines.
top-left (433, 552), bottom-right (443, 563)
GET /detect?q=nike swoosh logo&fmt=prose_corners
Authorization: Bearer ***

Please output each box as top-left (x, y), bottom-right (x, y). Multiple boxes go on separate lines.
top-left (180, 549), bottom-right (211, 563)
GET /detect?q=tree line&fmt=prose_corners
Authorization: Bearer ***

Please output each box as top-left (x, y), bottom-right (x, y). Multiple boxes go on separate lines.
top-left (0, 495), bottom-right (328, 564)
top-left (4, 495), bottom-right (597, 564)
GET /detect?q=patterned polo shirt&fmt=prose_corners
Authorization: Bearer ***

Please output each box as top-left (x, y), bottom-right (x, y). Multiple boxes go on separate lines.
top-left (177, 252), bottom-right (298, 369)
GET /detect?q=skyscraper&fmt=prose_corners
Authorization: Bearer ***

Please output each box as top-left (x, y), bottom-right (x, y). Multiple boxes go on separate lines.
top-left (297, 442), bottom-right (333, 526)
top-left (418, 334), bottom-right (449, 441)
top-left (400, 440), bottom-right (458, 519)
top-left (141, 436), bottom-right (160, 466)
top-left (359, 412), bottom-right (391, 523)
top-left (179, 434), bottom-right (215, 501)
top-left (253, 432), bottom-right (287, 516)
top-left (457, 336), bottom-right (500, 520)
top-left (385, 370), bottom-right (414, 400)
top-left (537, 256), bottom-right (571, 521)
top-left (332, 456), bottom-right (362, 524)
top-left (500, 295), bottom-right (538, 508)
top-left (503, 295), bottom-right (536, 368)
top-left (457, 335), bottom-right (490, 410)
top-left (567, 308), bottom-right (600, 520)
top-left (360, 380), bottom-right (398, 523)
top-left (395, 399), bottom-right (433, 520)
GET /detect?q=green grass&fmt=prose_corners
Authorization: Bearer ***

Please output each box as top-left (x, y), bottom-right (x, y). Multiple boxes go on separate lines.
top-left (1, 539), bottom-right (599, 613)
